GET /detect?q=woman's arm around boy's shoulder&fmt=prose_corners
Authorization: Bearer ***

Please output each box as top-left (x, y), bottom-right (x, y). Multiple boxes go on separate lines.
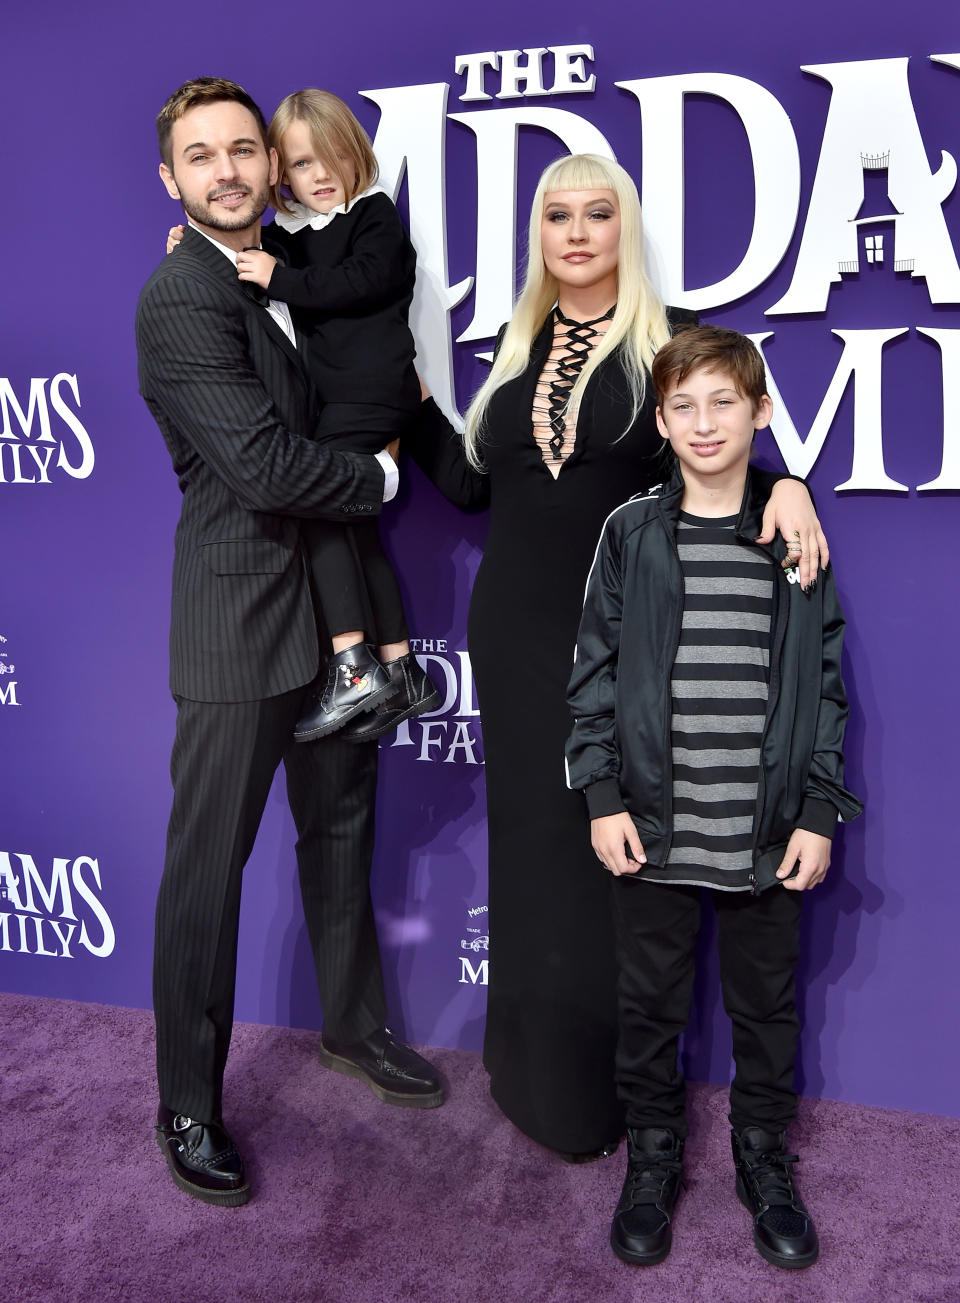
top-left (777, 560), bottom-right (863, 890)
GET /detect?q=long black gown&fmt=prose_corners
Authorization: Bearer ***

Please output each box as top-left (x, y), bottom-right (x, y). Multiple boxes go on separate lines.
top-left (407, 310), bottom-right (695, 1152)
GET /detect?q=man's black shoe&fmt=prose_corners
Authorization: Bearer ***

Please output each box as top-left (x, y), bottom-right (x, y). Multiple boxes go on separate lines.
top-left (318, 1025), bottom-right (445, 1108)
top-left (294, 643), bottom-right (397, 742)
top-left (732, 1125), bottom-right (819, 1269)
top-left (610, 1127), bottom-right (684, 1265)
top-left (155, 1105), bottom-right (250, 1206)
top-left (341, 652), bottom-right (442, 743)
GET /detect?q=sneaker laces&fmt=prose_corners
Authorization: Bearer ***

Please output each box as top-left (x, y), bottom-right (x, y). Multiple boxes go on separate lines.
top-left (623, 1154), bottom-right (683, 1207)
top-left (743, 1144), bottom-right (802, 1207)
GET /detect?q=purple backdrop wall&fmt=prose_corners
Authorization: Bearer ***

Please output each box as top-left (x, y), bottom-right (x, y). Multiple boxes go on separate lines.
top-left (3, 1), bottom-right (958, 1118)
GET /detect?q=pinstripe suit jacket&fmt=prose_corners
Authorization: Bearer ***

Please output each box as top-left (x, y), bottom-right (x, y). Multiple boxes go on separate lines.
top-left (136, 225), bottom-right (384, 703)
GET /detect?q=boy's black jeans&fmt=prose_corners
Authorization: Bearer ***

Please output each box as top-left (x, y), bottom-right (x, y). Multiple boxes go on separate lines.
top-left (611, 876), bottom-right (803, 1137)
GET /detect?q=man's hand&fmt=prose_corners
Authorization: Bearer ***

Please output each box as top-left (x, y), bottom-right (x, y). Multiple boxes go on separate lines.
top-left (591, 812), bottom-right (646, 876)
top-left (776, 828), bottom-right (832, 891)
top-left (236, 249), bottom-right (277, 289)
top-left (755, 478), bottom-right (829, 591)
top-left (166, 224), bottom-right (185, 255)
top-left (384, 439), bottom-right (400, 464)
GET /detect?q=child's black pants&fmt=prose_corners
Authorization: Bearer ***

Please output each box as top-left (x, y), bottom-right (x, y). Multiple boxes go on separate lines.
top-left (304, 403), bottom-right (409, 644)
top-left (611, 876), bottom-right (803, 1137)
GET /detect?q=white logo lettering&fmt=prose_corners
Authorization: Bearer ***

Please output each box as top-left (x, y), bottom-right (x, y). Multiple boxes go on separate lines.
top-left (459, 956), bottom-right (489, 985)
top-left (0, 851), bottom-right (115, 959)
top-left (617, 72), bottom-right (800, 310)
top-left (0, 374), bottom-right (95, 483)
top-left (386, 646), bottom-right (483, 763)
top-left (753, 329), bottom-right (910, 490)
top-left (454, 45), bottom-right (596, 102)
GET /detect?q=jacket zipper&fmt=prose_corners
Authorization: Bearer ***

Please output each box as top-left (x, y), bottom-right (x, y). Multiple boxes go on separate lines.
top-left (748, 553), bottom-right (788, 894)
top-left (661, 505), bottom-right (686, 865)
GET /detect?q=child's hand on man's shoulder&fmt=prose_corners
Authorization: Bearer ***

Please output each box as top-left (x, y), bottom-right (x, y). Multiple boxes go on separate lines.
top-left (236, 248), bottom-right (277, 290)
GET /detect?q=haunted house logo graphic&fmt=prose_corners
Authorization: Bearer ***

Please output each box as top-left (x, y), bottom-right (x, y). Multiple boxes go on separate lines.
top-left (838, 152), bottom-right (915, 278)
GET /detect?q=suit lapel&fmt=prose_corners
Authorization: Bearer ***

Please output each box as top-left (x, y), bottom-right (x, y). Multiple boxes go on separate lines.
top-left (180, 226), bottom-right (304, 372)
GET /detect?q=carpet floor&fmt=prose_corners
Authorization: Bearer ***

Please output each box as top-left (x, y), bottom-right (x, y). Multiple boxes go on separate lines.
top-left (1, 992), bottom-right (957, 1303)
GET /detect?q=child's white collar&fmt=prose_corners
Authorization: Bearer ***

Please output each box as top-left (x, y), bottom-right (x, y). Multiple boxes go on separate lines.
top-left (273, 185), bottom-right (390, 234)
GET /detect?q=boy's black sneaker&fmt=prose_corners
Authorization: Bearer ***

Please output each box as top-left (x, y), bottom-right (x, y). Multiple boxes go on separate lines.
top-left (340, 652), bottom-right (442, 743)
top-left (610, 1127), bottom-right (684, 1265)
top-left (732, 1125), bottom-right (819, 1269)
top-left (294, 643), bottom-right (397, 741)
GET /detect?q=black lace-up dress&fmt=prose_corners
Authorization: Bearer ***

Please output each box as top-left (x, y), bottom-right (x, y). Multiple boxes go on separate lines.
top-left (407, 306), bottom-right (696, 1153)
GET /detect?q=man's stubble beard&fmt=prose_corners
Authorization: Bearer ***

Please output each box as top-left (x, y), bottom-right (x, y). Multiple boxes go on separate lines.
top-left (179, 180), bottom-right (271, 234)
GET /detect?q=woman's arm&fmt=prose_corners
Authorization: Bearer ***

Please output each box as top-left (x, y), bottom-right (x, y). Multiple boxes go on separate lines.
top-left (756, 478), bottom-right (829, 590)
top-left (404, 394), bottom-right (490, 512)
top-left (406, 322), bottom-right (512, 512)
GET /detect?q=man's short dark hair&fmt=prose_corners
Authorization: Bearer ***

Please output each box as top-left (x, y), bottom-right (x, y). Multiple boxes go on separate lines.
top-left (156, 77), bottom-right (269, 169)
top-left (652, 325), bottom-right (769, 410)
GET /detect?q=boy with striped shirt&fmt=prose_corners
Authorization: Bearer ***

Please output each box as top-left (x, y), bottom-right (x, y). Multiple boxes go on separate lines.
top-left (565, 326), bottom-right (862, 1271)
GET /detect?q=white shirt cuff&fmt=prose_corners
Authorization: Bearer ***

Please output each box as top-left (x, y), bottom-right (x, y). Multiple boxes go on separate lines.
top-left (375, 448), bottom-right (399, 502)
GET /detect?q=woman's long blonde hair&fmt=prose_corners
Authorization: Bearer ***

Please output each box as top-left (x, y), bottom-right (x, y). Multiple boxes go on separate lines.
top-left (463, 154), bottom-right (669, 470)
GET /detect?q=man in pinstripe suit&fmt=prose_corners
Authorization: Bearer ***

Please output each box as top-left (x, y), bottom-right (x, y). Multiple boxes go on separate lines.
top-left (137, 78), bottom-right (442, 1207)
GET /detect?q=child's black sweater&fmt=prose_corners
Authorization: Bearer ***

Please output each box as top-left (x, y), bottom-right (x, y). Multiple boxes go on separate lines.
top-left (265, 191), bottom-right (419, 412)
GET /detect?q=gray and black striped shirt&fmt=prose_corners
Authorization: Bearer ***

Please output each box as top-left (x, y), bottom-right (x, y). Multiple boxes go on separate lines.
top-left (662, 512), bottom-right (774, 890)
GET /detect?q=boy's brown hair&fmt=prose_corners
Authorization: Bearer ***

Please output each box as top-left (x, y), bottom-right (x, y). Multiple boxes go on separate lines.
top-left (156, 77), bottom-right (269, 169)
top-left (652, 325), bottom-right (768, 410)
top-left (269, 89), bottom-right (379, 215)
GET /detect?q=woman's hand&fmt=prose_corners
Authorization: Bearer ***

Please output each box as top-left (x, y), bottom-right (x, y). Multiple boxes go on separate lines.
top-left (756, 479), bottom-right (829, 591)
top-left (166, 224), bottom-right (185, 255)
top-left (236, 249), bottom-right (277, 289)
top-left (591, 813), bottom-right (646, 876)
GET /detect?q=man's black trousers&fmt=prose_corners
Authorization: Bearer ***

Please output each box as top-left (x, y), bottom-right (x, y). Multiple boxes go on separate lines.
top-left (154, 686), bottom-right (387, 1121)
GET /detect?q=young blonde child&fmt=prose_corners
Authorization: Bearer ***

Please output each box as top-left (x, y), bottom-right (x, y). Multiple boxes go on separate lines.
top-left (172, 89), bottom-right (438, 740)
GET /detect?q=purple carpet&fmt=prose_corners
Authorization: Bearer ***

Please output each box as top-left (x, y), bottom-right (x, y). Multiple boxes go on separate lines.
top-left (1, 992), bottom-right (957, 1303)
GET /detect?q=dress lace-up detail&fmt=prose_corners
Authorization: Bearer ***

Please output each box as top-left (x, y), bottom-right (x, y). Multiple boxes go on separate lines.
top-left (532, 305), bottom-right (614, 475)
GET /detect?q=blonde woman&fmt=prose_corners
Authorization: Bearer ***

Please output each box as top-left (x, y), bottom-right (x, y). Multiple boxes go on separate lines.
top-left (407, 154), bottom-right (827, 1160)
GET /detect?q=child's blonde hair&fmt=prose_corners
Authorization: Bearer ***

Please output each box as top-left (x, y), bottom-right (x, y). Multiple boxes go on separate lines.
top-left (269, 89), bottom-right (378, 215)
top-left (463, 153), bottom-right (670, 470)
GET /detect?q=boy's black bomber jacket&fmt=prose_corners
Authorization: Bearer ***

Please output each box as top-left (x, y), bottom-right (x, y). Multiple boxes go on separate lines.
top-left (565, 467), bottom-right (864, 893)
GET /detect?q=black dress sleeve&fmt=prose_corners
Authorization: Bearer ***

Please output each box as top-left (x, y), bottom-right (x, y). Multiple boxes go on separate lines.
top-left (666, 305), bottom-right (699, 333)
top-left (404, 398), bottom-right (490, 512)
top-left (402, 322), bottom-right (512, 512)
